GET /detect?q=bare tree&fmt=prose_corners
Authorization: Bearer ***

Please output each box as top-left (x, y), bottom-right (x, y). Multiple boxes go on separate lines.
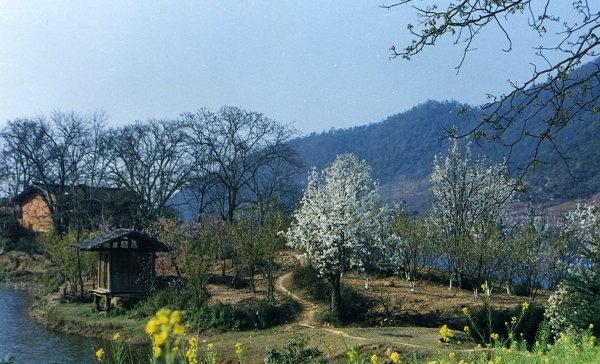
top-left (384, 1), bottom-right (600, 176)
top-left (180, 106), bottom-right (300, 222)
top-left (106, 119), bottom-right (193, 227)
top-left (0, 111), bottom-right (100, 234)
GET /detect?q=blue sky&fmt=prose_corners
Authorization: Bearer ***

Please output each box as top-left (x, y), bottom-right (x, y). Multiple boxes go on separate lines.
top-left (0, 1), bottom-right (582, 135)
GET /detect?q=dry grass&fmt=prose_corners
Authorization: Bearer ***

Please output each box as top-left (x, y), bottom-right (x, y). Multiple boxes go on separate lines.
top-left (4, 248), bottom-right (549, 363)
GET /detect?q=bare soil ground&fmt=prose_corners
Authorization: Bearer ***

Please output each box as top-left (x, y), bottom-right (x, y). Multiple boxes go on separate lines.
top-left (200, 249), bottom-right (540, 330)
top-left (1, 248), bottom-right (546, 362)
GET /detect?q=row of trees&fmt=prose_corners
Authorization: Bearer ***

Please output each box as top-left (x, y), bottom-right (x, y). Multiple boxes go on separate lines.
top-left (0, 107), bottom-right (301, 234)
top-left (286, 143), bottom-right (597, 322)
top-left (2, 106), bottom-right (596, 329)
top-left (148, 199), bottom-right (287, 305)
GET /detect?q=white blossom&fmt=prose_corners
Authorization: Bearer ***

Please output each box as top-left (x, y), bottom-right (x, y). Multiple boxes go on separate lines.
top-left (286, 153), bottom-right (387, 278)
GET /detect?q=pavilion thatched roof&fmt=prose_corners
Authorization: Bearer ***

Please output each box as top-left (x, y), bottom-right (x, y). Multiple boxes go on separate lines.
top-left (72, 229), bottom-right (169, 252)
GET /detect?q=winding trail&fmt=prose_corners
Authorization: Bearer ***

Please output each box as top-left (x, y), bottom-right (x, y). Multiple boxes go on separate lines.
top-left (275, 271), bottom-right (318, 328)
top-left (274, 271), bottom-right (427, 348)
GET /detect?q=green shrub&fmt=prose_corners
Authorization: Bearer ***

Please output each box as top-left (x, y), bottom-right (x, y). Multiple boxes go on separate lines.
top-left (128, 288), bottom-right (193, 319)
top-left (187, 297), bottom-right (300, 333)
top-left (264, 334), bottom-right (323, 364)
top-left (467, 300), bottom-right (546, 347)
top-left (291, 264), bottom-right (331, 303)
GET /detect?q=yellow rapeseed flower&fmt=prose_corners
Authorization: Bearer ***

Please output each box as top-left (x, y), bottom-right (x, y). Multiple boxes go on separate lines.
top-left (464, 326), bottom-right (470, 334)
top-left (154, 330), bottom-right (168, 346)
top-left (462, 307), bottom-right (468, 315)
top-left (158, 309), bottom-right (170, 324)
top-left (390, 351), bottom-right (400, 363)
top-left (522, 301), bottom-right (529, 311)
top-left (113, 332), bottom-right (120, 341)
top-left (153, 345), bottom-right (162, 358)
top-left (173, 323), bottom-right (185, 335)
top-left (169, 310), bottom-right (181, 324)
top-left (186, 338), bottom-right (198, 364)
top-left (511, 316), bottom-right (517, 325)
top-left (449, 352), bottom-right (455, 358)
top-left (590, 323), bottom-right (594, 329)
top-left (490, 333), bottom-right (500, 341)
top-left (440, 325), bottom-right (453, 342)
top-left (95, 348), bottom-right (105, 362)
top-left (207, 343), bottom-right (214, 351)
top-left (235, 342), bottom-right (243, 356)
top-left (370, 354), bottom-right (379, 364)
top-left (347, 350), bottom-right (355, 361)
top-left (146, 318), bottom-right (159, 335)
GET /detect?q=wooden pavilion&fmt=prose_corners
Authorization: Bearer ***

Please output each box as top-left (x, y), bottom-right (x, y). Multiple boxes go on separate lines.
top-left (72, 229), bottom-right (169, 312)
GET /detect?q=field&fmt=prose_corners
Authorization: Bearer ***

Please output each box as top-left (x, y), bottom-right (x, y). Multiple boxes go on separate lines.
top-left (1, 249), bottom-right (541, 363)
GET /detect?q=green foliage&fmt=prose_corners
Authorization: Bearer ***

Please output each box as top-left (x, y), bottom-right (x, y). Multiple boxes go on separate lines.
top-left (128, 289), bottom-right (192, 319)
top-left (37, 228), bottom-right (96, 295)
top-left (464, 297), bottom-right (545, 348)
top-left (291, 264), bottom-right (331, 303)
top-left (150, 218), bottom-right (214, 302)
top-left (187, 298), bottom-right (300, 333)
top-left (546, 205), bottom-right (600, 335)
top-left (0, 354), bottom-right (14, 364)
top-left (264, 334), bottom-right (323, 364)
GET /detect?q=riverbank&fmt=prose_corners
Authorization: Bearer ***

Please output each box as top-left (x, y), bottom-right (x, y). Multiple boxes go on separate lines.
top-left (0, 250), bottom-right (150, 345)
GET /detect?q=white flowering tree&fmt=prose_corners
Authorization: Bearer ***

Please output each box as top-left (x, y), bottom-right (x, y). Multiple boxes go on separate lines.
top-left (285, 153), bottom-right (387, 319)
top-left (430, 140), bottom-right (515, 289)
top-left (546, 204), bottom-right (600, 334)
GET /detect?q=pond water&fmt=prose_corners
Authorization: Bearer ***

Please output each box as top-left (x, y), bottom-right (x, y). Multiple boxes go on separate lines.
top-left (0, 287), bottom-right (105, 364)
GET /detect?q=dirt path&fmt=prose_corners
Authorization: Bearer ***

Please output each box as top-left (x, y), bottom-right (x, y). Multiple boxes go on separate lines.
top-left (275, 271), bottom-right (319, 328)
top-left (274, 271), bottom-right (426, 349)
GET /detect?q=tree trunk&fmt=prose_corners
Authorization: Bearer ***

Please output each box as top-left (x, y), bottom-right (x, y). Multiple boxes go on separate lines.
top-left (266, 268), bottom-right (274, 304)
top-left (329, 273), bottom-right (342, 321)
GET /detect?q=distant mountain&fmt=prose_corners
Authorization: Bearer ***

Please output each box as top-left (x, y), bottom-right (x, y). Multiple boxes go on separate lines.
top-left (292, 58), bottom-right (600, 213)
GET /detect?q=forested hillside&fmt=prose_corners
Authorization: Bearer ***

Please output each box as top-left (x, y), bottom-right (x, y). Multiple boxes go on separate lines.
top-left (292, 58), bottom-right (600, 212)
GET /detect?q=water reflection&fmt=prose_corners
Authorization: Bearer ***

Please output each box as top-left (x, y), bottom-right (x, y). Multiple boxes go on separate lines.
top-left (0, 287), bottom-right (104, 364)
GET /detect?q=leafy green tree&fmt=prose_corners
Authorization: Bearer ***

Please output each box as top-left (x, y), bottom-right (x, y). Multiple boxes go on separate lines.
top-left (232, 201), bottom-right (287, 299)
top-left (151, 218), bottom-right (214, 302)
top-left (39, 228), bottom-right (96, 296)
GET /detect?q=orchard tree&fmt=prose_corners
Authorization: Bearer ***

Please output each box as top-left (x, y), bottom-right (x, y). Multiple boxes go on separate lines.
top-left (232, 201), bottom-right (287, 298)
top-left (384, 1), bottom-right (600, 175)
top-left (546, 204), bottom-right (600, 334)
top-left (285, 153), bottom-right (388, 320)
top-left (150, 218), bottom-right (214, 301)
top-left (387, 211), bottom-right (437, 292)
top-left (430, 140), bottom-right (515, 289)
